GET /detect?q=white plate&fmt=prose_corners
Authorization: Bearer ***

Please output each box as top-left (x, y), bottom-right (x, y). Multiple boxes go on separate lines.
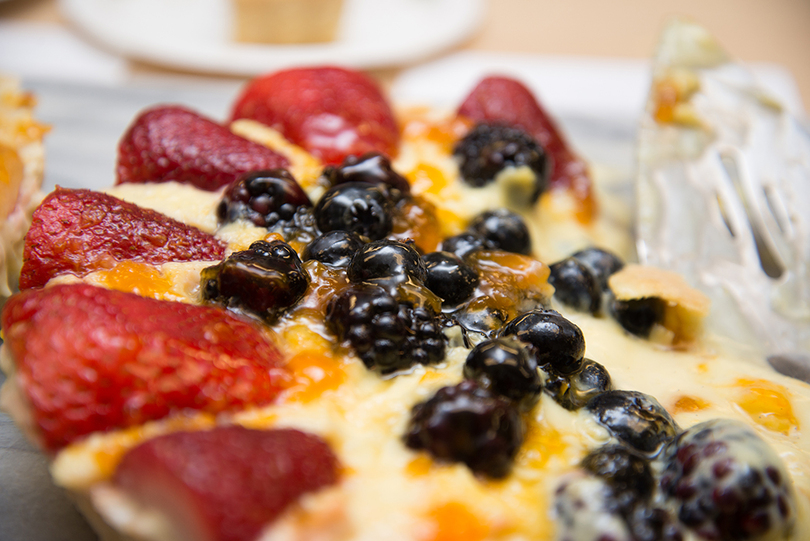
top-left (59, 0), bottom-right (484, 75)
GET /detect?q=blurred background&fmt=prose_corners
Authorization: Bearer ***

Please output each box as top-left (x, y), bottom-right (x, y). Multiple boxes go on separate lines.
top-left (1, 0), bottom-right (809, 108)
top-left (0, 0), bottom-right (809, 540)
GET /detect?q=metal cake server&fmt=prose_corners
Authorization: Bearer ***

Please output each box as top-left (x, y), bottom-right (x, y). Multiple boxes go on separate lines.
top-left (635, 20), bottom-right (810, 374)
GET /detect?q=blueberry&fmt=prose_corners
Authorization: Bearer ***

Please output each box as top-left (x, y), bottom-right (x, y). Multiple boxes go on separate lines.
top-left (451, 297), bottom-right (510, 341)
top-left (571, 247), bottom-right (625, 291)
top-left (554, 473), bottom-right (634, 541)
top-left (404, 380), bottom-right (523, 478)
top-left (331, 152), bottom-right (410, 196)
top-left (469, 209), bottom-right (532, 255)
top-left (661, 419), bottom-right (796, 541)
top-left (201, 239), bottom-right (308, 320)
top-left (217, 169), bottom-right (312, 228)
top-left (463, 337), bottom-right (541, 406)
top-left (549, 258), bottom-right (601, 314)
top-left (581, 445), bottom-right (655, 505)
top-left (326, 282), bottom-right (445, 373)
top-left (500, 309), bottom-right (585, 375)
top-left (611, 297), bottom-right (666, 338)
top-left (347, 239), bottom-right (427, 284)
top-left (423, 251), bottom-right (479, 306)
top-left (439, 232), bottom-right (487, 260)
top-left (543, 358), bottom-right (611, 410)
top-left (313, 181), bottom-right (394, 240)
top-left (453, 122), bottom-right (548, 201)
top-left (303, 230), bottom-right (366, 267)
top-left (586, 391), bottom-right (678, 455)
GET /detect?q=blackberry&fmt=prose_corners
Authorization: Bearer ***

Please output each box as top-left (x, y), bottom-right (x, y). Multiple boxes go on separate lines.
top-left (347, 239), bottom-right (427, 284)
top-left (303, 230), bottom-right (366, 267)
top-left (549, 258), bottom-right (602, 314)
top-left (404, 380), bottom-right (523, 478)
top-left (463, 337), bottom-right (541, 407)
top-left (543, 358), bottom-right (612, 410)
top-left (201, 239), bottom-right (308, 321)
top-left (469, 209), bottom-right (532, 255)
top-left (217, 169), bottom-right (311, 228)
top-left (611, 297), bottom-right (666, 339)
top-left (331, 152), bottom-right (410, 196)
top-left (661, 419), bottom-right (796, 541)
top-left (423, 251), bottom-right (479, 306)
top-left (586, 391), bottom-right (678, 455)
top-left (500, 309), bottom-right (585, 375)
top-left (572, 246), bottom-right (625, 291)
top-left (313, 181), bottom-right (394, 240)
top-left (453, 122), bottom-right (548, 201)
top-left (439, 232), bottom-right (487, 260)
top-left (325, 283), bottom-right (445, 373)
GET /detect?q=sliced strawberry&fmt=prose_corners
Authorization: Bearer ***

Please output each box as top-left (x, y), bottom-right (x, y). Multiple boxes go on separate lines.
top-left (230, 67), bottom-right (399, 165)
top-left (116, 105), bottom-right (288, 191)
top-left (18, 187), bottom-right (225, 290)
top-left (457, 77), bottom-right (595, 216)
top-left (114, 427), bottom-right (339, 541)
top-left (1, 284), bottom-right (289, 452)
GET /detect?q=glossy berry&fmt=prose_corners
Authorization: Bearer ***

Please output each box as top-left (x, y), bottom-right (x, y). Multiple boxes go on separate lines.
top-left (500, 309), bottom-right (585, 375)
top-left (326, 283), bottom-right (445, 373)
top-left (463, 337), bottom-right (541, 406)
top-left (314, 181), bottom-right (394, 240)
top-left (454, 122), bottom-right (548, 199)
top-left (202, 240), bottom-right (309, 321)
top-left (586, 391), bottom-right (678, 455)
top-left (549, 258), bottom-right (601, 314)
top-left (469, 209), bottom-right (532, 255)
top-left (439, 232), bottom-right (487, 260)
top-left (302, 230), bottom-right (366, 267)
top-left (581, 445), bottom-right (655, 506)
top-left (451, 297), bottom-right (510, 341)
top-left (423, 251), bottom-right (479, 306)
top-left (554, 473), bottom-right (634, 541)
top-left (1, 284), bottom-right (286, 451)
top-left (347, 239), bottom-right (427, 284)
top-left (543, 358), bottom-right (611, 410)
top-left (404, 380), bottom-right (523, 478)
top-left (572, 246), bottom-right (624, 290)
top-left (555, 472), bottom-right (682, 541)
top-left (331, 152), bottom-right (410, 195)
top-left (217, 169), bottom-right (311, 228)
top-left (115, 427), bottom-right (338, 541)
top-left (611, 297), bottom-right (666, 338)
top-left (624, 503), bottom-right (684, 541)
top-left (661, 419), bottom-right (796, 541)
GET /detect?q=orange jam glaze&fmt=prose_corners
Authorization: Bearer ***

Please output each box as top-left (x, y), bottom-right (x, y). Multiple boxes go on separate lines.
top-left (734, 378), bottom-right (799, 436)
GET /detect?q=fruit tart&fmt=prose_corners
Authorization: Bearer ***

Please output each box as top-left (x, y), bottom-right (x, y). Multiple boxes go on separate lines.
top-left (2, 59), bottom-right (810, 541)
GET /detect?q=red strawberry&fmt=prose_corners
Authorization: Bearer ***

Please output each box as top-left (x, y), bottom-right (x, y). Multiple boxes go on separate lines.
top-left (457, 77), bottom-right (595, 216)
top-left (230, 67), bottom-right (400, 165)
top-left (116, 105), bottom-right (289, 191)
top-left (1, 284), bottom-right (289, 452)
top-left (114, 427), bottom-right (339, 541)
top-left (19, 187), bottom-right (225, 290)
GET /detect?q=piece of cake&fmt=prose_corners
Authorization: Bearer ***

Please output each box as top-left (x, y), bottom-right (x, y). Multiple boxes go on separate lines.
top-left (232, 0), bottom-right (345, 44)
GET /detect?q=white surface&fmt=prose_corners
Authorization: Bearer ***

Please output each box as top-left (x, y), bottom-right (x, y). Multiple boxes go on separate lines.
top-left (59, 0), bottom-right (484, 75)
top-left (0, 22), bottom-right (128, 85)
